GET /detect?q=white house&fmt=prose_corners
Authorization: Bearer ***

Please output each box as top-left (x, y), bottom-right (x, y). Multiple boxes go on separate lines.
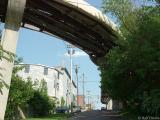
top-left (17, 63), bottom-right (77, 107)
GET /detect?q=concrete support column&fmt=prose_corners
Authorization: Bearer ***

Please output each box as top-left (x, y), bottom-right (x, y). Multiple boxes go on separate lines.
top-left (0, 0), bottom-right (26, 119)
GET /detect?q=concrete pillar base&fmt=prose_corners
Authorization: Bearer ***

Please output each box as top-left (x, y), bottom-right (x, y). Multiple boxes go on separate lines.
top-left (0, 29), bottom-right (19, 119)
top-left (0, 0), bottom-right (26, 119)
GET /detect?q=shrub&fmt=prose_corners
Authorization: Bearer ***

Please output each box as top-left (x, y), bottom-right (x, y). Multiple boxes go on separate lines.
top-left (141, 89), bottom-right (160, 116)
top-left (27, 90), bottom-right (55, 117)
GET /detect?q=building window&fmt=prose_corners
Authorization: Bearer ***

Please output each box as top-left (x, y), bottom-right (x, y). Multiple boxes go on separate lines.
top-left (57, 72), bottom-right (60, 79)
top-left (44, 67), bottom-right (48, 75)
top-left (57, 83), bottom-right (59, 91)
top-left (25, 65), bottom-right (30, 73)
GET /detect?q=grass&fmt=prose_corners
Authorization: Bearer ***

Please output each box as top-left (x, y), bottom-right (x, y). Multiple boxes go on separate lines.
top-left (26, 117), bottom-right (66, 120)
top-left (25, 113), bottom-right (70, 120)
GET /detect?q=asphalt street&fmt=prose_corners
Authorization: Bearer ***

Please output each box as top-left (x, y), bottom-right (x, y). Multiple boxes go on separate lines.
top-left (68, 110), bottom-right (124, 120)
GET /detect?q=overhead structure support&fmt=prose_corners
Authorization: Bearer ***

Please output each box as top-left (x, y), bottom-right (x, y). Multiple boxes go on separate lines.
top-left (0, 0), bottom-right (26, 119)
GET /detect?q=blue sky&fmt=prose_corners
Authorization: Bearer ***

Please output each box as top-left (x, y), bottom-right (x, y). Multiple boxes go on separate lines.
top-left (16, 0), bottom-right (104, 109)
top-left (2, 0), bottom-right (104, 109)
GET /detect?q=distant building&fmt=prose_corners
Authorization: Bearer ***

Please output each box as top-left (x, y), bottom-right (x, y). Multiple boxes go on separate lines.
top-left (17, 63), bottom-right (77, 107)
top-left (77, 95), bottom-right (85, 109)
top-left (85, 104), bottom-right (93, 111)
top-left (106, 99), bottom-right (112, 110)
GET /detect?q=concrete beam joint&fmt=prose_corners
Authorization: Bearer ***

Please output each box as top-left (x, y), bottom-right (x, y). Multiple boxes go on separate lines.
top-left (5, 0), bottom-right (26, 30)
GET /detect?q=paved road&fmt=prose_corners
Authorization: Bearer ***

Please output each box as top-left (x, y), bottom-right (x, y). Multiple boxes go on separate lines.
top-left (68, 110), bottom-right (124, 120)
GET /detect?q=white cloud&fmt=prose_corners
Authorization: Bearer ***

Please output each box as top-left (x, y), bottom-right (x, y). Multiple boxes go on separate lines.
top-left (64, 51), bottom-right (88, 57)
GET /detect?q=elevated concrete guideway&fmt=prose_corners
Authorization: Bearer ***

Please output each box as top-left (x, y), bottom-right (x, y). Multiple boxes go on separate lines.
top-left (0, 0), bottom-right (119, 65)
top-left (0, 0), bottom-right (119, 118)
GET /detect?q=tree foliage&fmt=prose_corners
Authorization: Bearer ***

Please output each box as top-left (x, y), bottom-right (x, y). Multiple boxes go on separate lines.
top-left (100, 0), bottom-right (160, 116)
top-left (5, 59), bottom-right (55, 119)
top-left (61, 97), bottom-right (65, 107)
top-left (27, 79), bottom-right (55, 117)
top-left (5, 59), bottom-right (34, 120)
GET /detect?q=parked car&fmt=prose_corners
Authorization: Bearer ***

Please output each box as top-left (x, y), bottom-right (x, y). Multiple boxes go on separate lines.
top-left (73, 106), bottom-right (81, 113)
top-left (101, 107), bottom-right (106, 111)
top-left (56, 106), bottom-right (69, 113)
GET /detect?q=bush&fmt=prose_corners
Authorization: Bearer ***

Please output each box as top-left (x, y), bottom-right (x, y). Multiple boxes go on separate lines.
top-left (5, 74), bottom-right (34, 120)
top-left (101, 0), bottom-right (160, 117)
top-left (27, 90), bottom-right (55, 117)
top-left (141, 89), bottom-right (160, 116)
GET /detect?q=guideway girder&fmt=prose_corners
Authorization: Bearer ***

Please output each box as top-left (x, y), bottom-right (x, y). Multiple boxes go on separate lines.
top-left (0, 0), bottom-right (119, 65)
top-left (0, 0), bottom-right (119, 118)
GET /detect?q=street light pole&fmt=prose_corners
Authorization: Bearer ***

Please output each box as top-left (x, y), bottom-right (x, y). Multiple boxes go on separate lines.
top-left (75, 65), bottom-right (79, 106)
top-left (82, 73), bottom-right (85, 109)
top-left (87, 90), bottom-right (90, 110)
top-left (54, 75), bottom-right (58, 106)
top-left (54, 75), bottom-right (57, 99)
top-left (67, 44), bottom-right (75, 112)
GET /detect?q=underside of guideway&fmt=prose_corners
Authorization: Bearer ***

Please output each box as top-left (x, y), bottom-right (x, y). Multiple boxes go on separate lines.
top-left (0, 0), bottom-right (119, 65)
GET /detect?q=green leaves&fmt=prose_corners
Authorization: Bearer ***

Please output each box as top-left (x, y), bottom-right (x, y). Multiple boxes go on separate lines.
top-left (5, 62), bottom-right (34, 119)
top-left (0, 45), bottom-right (15, 62)
top-left (27, 79), bottom-right (55, 117)
top-left (142, 89), bottom-right (160, 116)
top-left (102, 0), bottom-right (138, 34)
top-left (101, 0), bottom-right (160, 115)
top-left (61, 97), bottom-right (65, 107)
top-left (27, 90), bottom-right (55, 117)
top-left (0, 78), bottom-right (9, 94)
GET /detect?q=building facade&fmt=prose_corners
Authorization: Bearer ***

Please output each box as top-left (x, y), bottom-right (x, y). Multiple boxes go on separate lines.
top-left (17, 64), bottom-right (77, 107)
top-left (77, 95), bottom-right (85, 109)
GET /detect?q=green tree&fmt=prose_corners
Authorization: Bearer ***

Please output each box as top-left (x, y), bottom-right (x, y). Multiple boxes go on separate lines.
top-left (100, 0), bottom-right (160, 116)
top-left (39, 79), bottom-right (48, 95)
top-left (5, 58), bottom-right (34, 120)
top-left (61, 97), bottom-right (65, 107)
top-left (27, 91), bottom-right (54, 117)
top-left (28, 79), bottom-right (55, 117)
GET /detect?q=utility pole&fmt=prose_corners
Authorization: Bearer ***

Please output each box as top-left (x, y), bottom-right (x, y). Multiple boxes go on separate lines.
top-left (82, 73), bottom-right (85, 109)
top-left (67, 44), bottom-right (75, 112)
top-left (54, 75), bottom-right (57, 100)
top-left (87, 90), bottom-right (90, 110)
top-left (75, 65), bottom-right (79, 106)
